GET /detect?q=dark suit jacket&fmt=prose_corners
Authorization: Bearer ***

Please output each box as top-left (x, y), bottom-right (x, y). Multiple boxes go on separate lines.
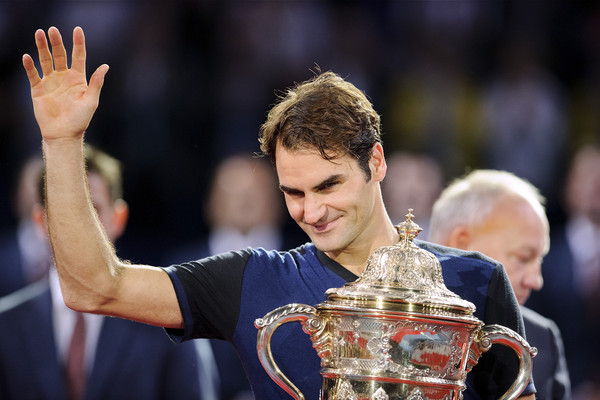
top-left (526, 226), bottom-right (589, 388)
top-left (0, 280), bottom-right (204, 400)
top-left (0, 230), bottom-right (28, 297)
top-left (522, 306), bottom-right (571, 400)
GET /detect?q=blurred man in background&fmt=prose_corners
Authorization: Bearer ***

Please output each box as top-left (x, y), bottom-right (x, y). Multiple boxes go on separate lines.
top-left (429, 169), bottom-right (570, 400)
top-left (166, 154), bottom-right (292, 400)
top-left (0, 145), bottom-right (209, 400)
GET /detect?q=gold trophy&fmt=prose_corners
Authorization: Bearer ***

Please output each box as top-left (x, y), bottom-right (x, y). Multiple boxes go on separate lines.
top-left (255, 210), bottom-right (537, 400)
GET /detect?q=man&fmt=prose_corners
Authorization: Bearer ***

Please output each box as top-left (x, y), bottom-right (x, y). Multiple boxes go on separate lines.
top-left (429, 169), bottom-right (570, 399)
top-left (0, 145), bottom-right (207, 399)
top-left (22, 27), bottom-right (535, 399)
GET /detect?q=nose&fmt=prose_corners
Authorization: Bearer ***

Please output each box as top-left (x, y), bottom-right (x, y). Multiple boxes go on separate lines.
top-left (302, 194), bottom-right (326, 225)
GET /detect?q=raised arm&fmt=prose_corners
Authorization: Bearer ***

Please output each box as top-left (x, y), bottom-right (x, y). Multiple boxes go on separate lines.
top-left (23, 27), bottom-right (183, 329)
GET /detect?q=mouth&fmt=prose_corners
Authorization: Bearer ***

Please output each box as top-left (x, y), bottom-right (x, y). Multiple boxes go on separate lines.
top-left (306, 217), bottom-right (339, 235)
top-left (310, 221), bottom-right (333, 234)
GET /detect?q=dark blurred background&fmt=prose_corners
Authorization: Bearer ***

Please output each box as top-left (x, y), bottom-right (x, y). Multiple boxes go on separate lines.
top-left (1, 0), bottom-right (599, 264)
top-left (3, 2), bottom-right (600, 395)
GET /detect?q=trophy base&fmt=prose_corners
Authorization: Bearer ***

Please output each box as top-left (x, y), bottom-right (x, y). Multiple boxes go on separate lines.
top-left (320, 376), bottom-right (464, 400)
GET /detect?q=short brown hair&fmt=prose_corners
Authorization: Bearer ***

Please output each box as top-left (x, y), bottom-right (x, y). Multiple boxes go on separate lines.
top-left (259, 71), bottom-right (382, 180)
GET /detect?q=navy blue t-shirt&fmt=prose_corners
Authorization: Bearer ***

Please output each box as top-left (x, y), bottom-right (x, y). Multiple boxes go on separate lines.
top-left (164, 240), bottom-right (535, 399)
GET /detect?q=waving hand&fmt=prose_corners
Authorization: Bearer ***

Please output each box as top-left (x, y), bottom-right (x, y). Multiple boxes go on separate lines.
top-left (22, 26), bottom-right (108, 141)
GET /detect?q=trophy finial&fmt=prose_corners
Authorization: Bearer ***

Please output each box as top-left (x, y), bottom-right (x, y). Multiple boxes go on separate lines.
top-left (395, 208), bottom-right (422, 244)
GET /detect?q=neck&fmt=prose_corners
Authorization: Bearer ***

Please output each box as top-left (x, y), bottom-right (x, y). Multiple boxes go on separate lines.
top-left (326, 219), bottom-right (399, 277)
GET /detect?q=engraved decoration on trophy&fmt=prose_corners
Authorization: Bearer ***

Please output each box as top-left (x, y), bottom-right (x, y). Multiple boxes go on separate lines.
top-left (255, 209), bottom-right (537, 400)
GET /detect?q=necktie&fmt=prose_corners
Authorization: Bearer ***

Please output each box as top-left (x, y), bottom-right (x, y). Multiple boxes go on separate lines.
top-left (66, 312), bottom-right (86, 400)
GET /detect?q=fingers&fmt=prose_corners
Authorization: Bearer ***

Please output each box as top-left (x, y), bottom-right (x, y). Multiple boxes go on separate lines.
top-left (71, 26), bottom-right (86, 74)
top-left (22, 54), bottom-right (41, 87)
top-left (32, 26), bottom-right (85, 76)
top-left (25, 26), bottom-right (95, 92)
top-left (34, 29), bottom-right (53, 77)
top-left (48, 26), bottom-right (68, 72)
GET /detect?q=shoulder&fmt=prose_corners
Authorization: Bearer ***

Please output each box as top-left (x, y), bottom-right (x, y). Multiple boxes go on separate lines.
top-left (415, 240), bottom-right (500, 267)
top-left (415, 239), bottom-right (501, 282)
top-left (521, 306), bottom-right (561, 337)
top-left (416, 240), bottom-right (514, 323)
top-left (246, 242), bottom-right (318, 268)
top-left (165, 247), bottom-right (254, 277)
top-left (166, 242), bottom-right (316, 270)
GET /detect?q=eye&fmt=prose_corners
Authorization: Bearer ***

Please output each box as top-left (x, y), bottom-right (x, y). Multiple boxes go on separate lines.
top-left (513, 251), bottom-right (537, 266)
top-left (281, 187), bottom-right (303, 198)
top-left (517, 255), bottom-right (531, 265)
top-left (316, 180), bottom-right (339, 192)
top-left (320, 182), bottom-right (337, 190)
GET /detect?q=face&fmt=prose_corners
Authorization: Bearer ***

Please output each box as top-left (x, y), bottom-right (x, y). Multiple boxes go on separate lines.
top-left (209, 158), bottom-right (281, 233)
top-left (465, 197), bottom-right (548, 305)
top-left (275, 144), bottom-right (385, 255)
top-left (87, 173), bottom-right (126, 242)
top-left (34, 173), bottom-right (127, 247)
top-left (382, 154), bottom-right (442, 224)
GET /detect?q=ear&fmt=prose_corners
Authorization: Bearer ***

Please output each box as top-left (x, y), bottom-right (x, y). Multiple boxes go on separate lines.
top-left (110, 199), bottom-right (129, 241)
top-left (446, 226), bottom-right (472, 250)
top-left (370, 143), bottom-right (386, 182)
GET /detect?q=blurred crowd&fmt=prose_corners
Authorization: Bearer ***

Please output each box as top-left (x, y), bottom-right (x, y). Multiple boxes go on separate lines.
top-left (1, 1), bottom-right (598, 253)
top-left (1, 1), bottom-right (599, 399)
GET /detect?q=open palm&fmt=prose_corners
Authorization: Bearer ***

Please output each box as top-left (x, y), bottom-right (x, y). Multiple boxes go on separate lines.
top-left (23, 26), bottom-right (108, 141)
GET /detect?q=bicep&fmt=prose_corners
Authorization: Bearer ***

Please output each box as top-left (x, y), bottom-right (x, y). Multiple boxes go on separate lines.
top-left (98, 264), bottom-right (183, 329)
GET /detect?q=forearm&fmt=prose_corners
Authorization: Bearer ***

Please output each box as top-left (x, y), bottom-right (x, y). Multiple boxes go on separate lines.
top-left (43, 137), bottom-right (122, 311)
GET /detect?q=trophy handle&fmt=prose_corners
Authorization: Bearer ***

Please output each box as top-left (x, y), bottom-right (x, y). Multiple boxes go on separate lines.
top-left (255, 303), bottom-right (328, 400)
top-left (467, 324), bottom-right (538, 400)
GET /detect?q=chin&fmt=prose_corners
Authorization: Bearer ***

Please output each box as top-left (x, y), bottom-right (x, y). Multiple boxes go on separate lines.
top-left (309, 236), bottom-right (337, 252)
top-left (518, 297), bottom-right (528, 306)
top-left (304, 226), bottom-right (348, 253)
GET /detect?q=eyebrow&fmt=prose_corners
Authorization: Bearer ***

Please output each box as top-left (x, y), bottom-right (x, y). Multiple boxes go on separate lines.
top-left (279, 174), bottom-right (344, 194)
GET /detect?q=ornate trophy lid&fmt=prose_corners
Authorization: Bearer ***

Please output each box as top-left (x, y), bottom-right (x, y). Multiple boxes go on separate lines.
top-left (325, 210), bottom-right (477, 316)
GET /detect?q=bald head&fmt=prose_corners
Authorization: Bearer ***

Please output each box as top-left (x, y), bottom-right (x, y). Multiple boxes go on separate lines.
top-left (429, 170), bottom-right (549, 305)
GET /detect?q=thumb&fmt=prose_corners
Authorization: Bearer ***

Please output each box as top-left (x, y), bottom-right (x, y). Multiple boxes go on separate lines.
top-left (87, 64), bottom-right (109, 103)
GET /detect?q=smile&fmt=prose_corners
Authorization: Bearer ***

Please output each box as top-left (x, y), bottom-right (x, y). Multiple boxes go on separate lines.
top-left (308, 218), bottom-right (339, 234)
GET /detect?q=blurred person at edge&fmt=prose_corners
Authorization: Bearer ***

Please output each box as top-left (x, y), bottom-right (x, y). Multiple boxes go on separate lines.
top-left (22, 27), bottom-right (535, 399)
top-left (168, 153), bottom-right (297, 263)
top-left (0, 145), bottom-right (210, 400)
top-left (527, 145), bottom-right (600, 400)
top-left (166, 154), bottom-right (294, 400)
top-left (0, 155), bottom-right (50, 297)
top-left (381, 152), bottom-right (444, 241)
top-left (429, 169), bottom-right (571, 400)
